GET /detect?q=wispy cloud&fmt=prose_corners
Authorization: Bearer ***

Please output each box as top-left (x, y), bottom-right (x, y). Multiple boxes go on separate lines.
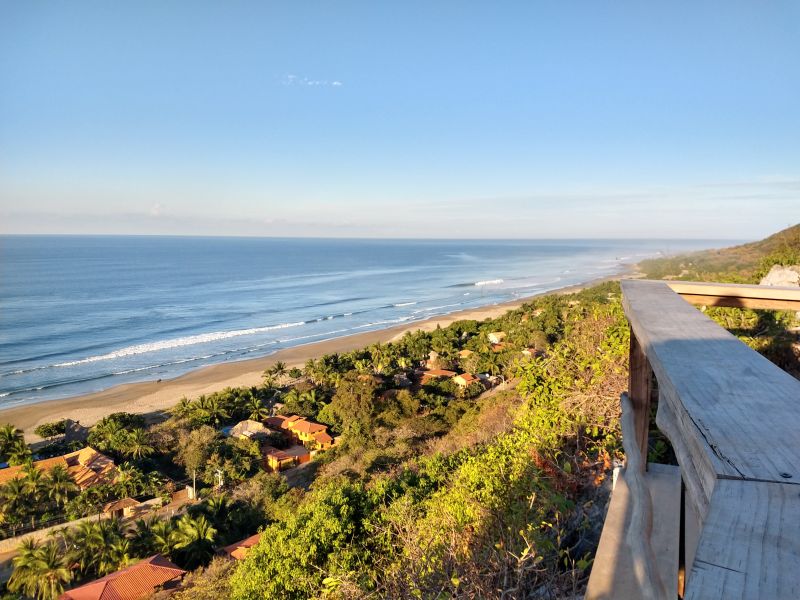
top-left (282, 74), bottom-right (343, 87)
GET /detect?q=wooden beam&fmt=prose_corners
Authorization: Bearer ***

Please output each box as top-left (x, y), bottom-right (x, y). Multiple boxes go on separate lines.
top-left (666, 281), bottom-right (800, 311)
top-left (621, 279), bottom-right (800, 484)
top-left (586, 463), bottom-right (681, 600)
top-left (685, 479), bottom-right (800, 600)
top-left (628, 333), bottom-right (653, 470)
top-left (621, 279), bottom-right (800, 599)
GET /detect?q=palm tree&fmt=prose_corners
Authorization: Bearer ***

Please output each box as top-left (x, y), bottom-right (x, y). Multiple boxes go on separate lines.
top-left (201, 494), bottom-right (232, 529)
top-left (301, 389), bottom-right (318, 407)
top-left (47, 465), bottom-right (78, 508)
top-left (0, 423), bottom-right (24, 459)
top-left (123, 428), bottom-right (155, 460)
top-left (246, 396), bottom-right (269, 421)
top-left (128, 517), bottom-right (159, 555)
top-left (143, 470), bottom-right (164, 495)
top-left (9, 539), bottom-right (71, 600)
top-left (67, 521), bottom-right (103, 576)
top-left (0, 477), bottom-right (29, 530)
top-left (354, 359), bottom-right (372, 375)
top-left (261, 371), bottom-right (277, 388)
top-left (114, 462), bottom-right (144, 497)
top-left (106, 537), bottom-right (134, 572)
top-left (150, 519), bottom-right (175, 556)
top-left (89, 418), bottom-right (125, 453)
top-left (23, 464), bottom-right (46, 505)
top-left (171, 514), bottom-right (217, 569)
top-left (196, 396), bottom-right (230, 427)
top-left (171, 397), bottom-right (194, 419)
top-left (95, 518), bottom-right (127, 575)
top-left (270, 361), bottom-right (287, 380)
top-left (35, 542), bottom-right (72, 600)
top-left (6, 438), bottom-right (32, 465)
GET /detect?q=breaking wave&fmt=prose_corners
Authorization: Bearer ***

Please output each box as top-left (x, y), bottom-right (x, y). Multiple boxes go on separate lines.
top-left (53, 322), bottom-right (306, 367)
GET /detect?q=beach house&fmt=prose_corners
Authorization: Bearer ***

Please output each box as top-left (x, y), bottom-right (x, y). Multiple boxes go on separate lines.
top-left (228, 419), bottom-right (270, 440)
top-left (220, 533), bottom-right (262, 561)
top-left (452, 373), bottom-right (481, 389)
top-left (0, 446), bottom-right (115, 491)
top-left (265, 415), bottom-right (335, 451)
top-left (58, 555), bottom-right (185, 600)
top-left (419, 369), bottom-right (456, 385)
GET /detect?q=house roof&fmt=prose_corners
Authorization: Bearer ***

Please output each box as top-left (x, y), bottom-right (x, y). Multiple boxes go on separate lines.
top-left (453, 373), bottom-right (480, 385)
top-left (59, 555), bottom-right (185, 600)
top-left (264, 415), bottom-right (289, 429)
top-left (282, 445), bottom-right (311, 458)
top-left (220, 533), bottom-right (262, 560)
top-left (312, 431), bottom-right (333, 444)
top-left (262, 446), bottom-right (292, 461)
top-left (0, 447), bottom-right (114, 489)
top-left (422, 369), bottom-right (457, 378)
top-left (287, 419), bottom-right (327, 435)
top-left (230, 420), bottom-right (268, 436)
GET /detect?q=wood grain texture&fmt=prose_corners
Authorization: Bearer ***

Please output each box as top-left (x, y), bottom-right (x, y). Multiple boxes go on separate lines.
top-left (629, 335), bottom-right (653, 469)
top-left (622, 279), bottom-right (800, 484)
top-left (619, 394), bottom-right (671, 600)
top-left (684, 479), bottom-right (800, 600)
top-left (621, 279), bottom-right (800, 599)
top-left (585, 463), bottom-right (681, 600)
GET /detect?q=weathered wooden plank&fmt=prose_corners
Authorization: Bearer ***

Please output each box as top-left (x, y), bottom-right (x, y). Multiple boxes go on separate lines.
top-left (655, 397), bottom-right (714, 523)
top-left (684, 479), bottom-right (800, 600)
top-left (683, 482), bottom-right (701, 594)
top-left (621, 279), bottom-right (800, 485)
top-left (628, 334), bottom-right (653, 469)
top-left (585, 464), bottom-right (682, 600)
top-left (666, 281), bottom-right (800, 311)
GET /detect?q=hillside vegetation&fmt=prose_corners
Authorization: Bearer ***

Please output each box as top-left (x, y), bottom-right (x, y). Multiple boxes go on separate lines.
top-left (183, 284), bottom-right (631, 600)
top-left (638, 223), bottom-right (800, 282)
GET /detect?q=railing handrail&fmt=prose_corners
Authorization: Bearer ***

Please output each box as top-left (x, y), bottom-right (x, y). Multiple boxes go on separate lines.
top-left (620, 279), bottom-right (800, 600)
top-left (664, 280), bottom-right (800, 311)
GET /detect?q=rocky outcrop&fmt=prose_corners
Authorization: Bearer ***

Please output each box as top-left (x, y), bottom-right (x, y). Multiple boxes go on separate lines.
top-left (759, 265), bottom-right (800, 287)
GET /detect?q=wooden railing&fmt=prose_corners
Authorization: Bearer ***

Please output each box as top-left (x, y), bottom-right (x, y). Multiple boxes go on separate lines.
top-left (619, 280), bottom-right (800, 599)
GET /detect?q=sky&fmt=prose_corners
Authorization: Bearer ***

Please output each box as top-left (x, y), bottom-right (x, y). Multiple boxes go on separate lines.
top-left (1, 1), bottom-right (798, 239)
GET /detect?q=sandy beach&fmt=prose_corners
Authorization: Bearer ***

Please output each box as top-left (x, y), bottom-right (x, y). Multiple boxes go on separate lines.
top-left (0, 272), bottom-right (633, 440)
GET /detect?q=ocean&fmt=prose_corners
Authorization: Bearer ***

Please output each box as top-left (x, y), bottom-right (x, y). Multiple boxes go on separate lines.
top-left (0, 236), bottom-right (722, 408)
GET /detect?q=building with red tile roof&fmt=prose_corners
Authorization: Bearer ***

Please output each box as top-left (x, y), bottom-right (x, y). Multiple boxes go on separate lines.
top-left (220, 532), bottom-right (262, 560)
top-left (452, 373), bottom-right (481, 388)
top-left (420, 369), bottom-right (457, 385)
top-left (311, 430), bottom-right (334, 448)
top-left (265, 414), bottom-right (333, 450)
top-left (0, 447), bottom-right (114, 490)
top-left (58, 555), bottom-right (185, 600)
top-left (262, 446), bottom-right (294, 472)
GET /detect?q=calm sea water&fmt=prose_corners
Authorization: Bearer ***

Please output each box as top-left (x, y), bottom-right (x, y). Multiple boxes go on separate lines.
top-left (0, 236), bottom-right (722, 408)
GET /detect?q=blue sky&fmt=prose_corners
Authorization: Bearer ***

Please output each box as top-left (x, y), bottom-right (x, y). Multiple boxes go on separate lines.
top-left (1, 1), bottom-right (798, 239)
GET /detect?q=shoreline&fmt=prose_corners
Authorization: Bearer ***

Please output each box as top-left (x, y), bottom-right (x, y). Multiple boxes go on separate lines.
top-left (0, 269), bottom-right (635, 440)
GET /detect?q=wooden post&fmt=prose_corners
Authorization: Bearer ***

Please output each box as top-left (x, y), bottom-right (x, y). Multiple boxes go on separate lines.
top-left (628, 330), bottom-right (652, 472)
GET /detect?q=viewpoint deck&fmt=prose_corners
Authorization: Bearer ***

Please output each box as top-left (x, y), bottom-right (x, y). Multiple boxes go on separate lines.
top-left (598, 280), bottom-right (800, 599)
